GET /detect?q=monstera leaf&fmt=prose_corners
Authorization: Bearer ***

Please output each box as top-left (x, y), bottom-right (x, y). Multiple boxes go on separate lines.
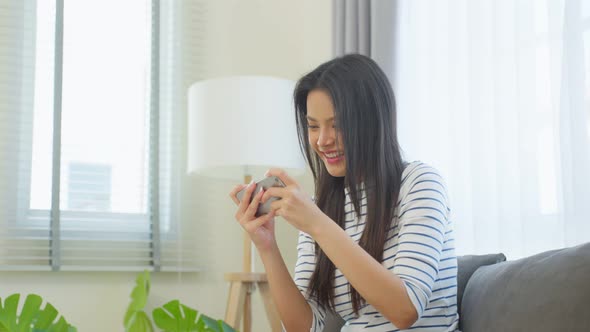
top-left (124, 270), bottom-right (154, 332)
top-left (152, 300), bottom-right (198, 332)
top-left (152, 301), bottom-right (236, 332)
top-left (0, 294), bottom-right (76, 332)
top-left (197, 314), bottom-right (234, 332)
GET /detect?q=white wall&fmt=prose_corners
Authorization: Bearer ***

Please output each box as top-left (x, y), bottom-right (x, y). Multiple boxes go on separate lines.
top-left (0, 1), bottom-right (332, 331)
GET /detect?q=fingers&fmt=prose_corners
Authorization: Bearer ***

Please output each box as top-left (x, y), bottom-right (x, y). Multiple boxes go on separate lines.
top-left (244, 186), bottom-right (264, 219)
top-left (265, 168), bottom-right (297, 187)
top-left (243, 211), bottom-right (275, 233)
top-left (237, 180), bottom-right (256, 214)
top-left (229, 184), bottom-right (248, 205)
top-left (261, 187), bottom-right (288, 203)
top-left (269, 200), bottom-right (282, 216)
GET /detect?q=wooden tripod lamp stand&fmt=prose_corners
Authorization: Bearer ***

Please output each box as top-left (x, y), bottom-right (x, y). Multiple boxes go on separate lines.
top-left (222, 174), bottom-right (280, 332)
top-left (187, 76), bottom-right (306, 332)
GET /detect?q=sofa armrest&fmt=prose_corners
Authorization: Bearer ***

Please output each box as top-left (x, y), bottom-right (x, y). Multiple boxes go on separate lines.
top-left (457, 253), bottom-right (506, 315)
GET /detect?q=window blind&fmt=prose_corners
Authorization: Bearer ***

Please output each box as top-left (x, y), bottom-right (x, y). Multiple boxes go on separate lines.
top-left (0, 0), bottom-right (45, 270)
top-left (0, 0), bottom-right (202, 272)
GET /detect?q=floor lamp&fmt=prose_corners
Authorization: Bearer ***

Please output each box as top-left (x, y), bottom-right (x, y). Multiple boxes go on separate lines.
top-left (187, 76), bottom-right (305, 332)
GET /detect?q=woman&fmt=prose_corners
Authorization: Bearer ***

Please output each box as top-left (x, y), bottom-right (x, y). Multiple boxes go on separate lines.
top-left (229, 54), bottom-right (458, 331)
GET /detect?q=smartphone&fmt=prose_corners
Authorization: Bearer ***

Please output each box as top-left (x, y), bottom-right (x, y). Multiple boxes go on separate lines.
top-left (236, 176), bottom-right (286, 217)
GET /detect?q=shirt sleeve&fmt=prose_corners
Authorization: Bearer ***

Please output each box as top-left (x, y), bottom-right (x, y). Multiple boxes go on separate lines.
top-left (386, 165), bottom-right (450, 318)
top-left (290, 231), bottom-right (327, 332)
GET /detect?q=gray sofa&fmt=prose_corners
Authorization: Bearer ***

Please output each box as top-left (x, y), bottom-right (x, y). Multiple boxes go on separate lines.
top-left (323, 242), bottom-right (590, 331)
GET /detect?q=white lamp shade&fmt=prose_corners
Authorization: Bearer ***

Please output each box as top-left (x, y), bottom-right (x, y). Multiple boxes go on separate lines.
top-left (187, 76), bottom-right (306, 180)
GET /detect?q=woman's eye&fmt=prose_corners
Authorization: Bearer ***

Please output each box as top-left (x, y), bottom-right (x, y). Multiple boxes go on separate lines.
top-left (308, 125), bottom-right (319, 129)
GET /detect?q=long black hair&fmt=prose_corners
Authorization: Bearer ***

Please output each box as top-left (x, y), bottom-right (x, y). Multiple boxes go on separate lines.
top-left (293, 54), bottom-right (405, 315)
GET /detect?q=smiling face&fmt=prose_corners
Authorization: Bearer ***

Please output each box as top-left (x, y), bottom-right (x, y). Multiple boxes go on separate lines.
top-left (306, 89), bottom-right (346, 177)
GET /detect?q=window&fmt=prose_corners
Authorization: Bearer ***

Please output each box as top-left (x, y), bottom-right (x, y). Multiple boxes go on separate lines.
top-left (67, 163), bottom-right (112, 211)
top-left (0, 0), bottom-right (198, 271)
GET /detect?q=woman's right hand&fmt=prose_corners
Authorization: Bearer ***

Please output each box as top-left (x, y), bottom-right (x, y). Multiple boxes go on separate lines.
top-left (229, 181), bottom-right (277, 252)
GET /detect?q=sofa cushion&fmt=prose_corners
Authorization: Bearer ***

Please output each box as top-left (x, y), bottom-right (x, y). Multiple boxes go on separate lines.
top-left (457, 253), bottom-right (506, 316)
top-left (460, 242), bottom-right (590, 332)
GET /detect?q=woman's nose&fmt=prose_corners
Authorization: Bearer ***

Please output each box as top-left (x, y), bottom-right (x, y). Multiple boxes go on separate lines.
top-left (317, 127), bottom-right (335, 147)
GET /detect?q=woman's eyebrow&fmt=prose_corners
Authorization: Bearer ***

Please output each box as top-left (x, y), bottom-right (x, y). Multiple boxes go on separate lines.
top-left (306, 116), bottom-right (334, 122)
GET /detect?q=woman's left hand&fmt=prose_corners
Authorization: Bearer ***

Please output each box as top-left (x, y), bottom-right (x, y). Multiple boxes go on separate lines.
top-left (261, 168), bottom-right (329, 236)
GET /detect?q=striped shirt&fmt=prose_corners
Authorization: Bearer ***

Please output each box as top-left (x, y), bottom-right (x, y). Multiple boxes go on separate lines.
top-left (293, 162), bottom-right (459, 332)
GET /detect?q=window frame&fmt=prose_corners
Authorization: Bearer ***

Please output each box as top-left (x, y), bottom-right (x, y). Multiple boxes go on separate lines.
top-left (11, 0), bottom-right (174, 271)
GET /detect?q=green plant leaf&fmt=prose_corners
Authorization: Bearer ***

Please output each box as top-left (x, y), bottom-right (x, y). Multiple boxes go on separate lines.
top-left (197, 316), bottom-right (236, 332)
top-left (152, 307), bottom-right (175, 330)
top-left (33, 303), bottom-right (58, 330)
top-left (18, 294), bottom-right (42, 332)
top-left (126, 311), bottom-right (153, 332)
top-left (0, 294), bottom-right (76, 332)
top-left (0, 294), bottom-right (19, 331)
top-left (218, 320), bottom-right (235, 332)
top-left (124, 270), bottom-right (154, 332)
top-left (153, 300), bottom-right (201, 332)
top-left (46, 317), bottom-right (68, 332)
top-left (193, 317), bottom-right (205, 331)
top-left (198, 315), bottom-right (219, 332)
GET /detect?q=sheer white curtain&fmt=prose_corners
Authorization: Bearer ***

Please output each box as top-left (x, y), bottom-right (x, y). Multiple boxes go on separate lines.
top-left (393, 0), bottom-right (590, 259)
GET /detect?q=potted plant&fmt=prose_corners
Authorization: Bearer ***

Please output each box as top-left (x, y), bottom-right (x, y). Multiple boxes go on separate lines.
top-left (124, 271), bottom-right (236, 332)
